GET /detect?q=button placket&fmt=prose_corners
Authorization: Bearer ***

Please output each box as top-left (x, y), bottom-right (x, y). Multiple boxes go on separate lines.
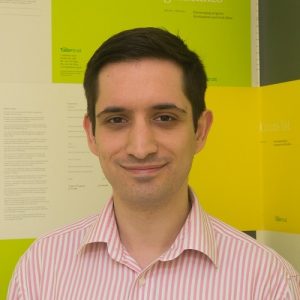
top-left (138, 275), bottom-right (146, 287)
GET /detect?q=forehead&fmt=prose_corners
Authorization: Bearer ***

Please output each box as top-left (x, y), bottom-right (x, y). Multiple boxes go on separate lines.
top-left (100, 57), bottom-right (182, 73)
top-left (96, 58), bottom-right (190, 111)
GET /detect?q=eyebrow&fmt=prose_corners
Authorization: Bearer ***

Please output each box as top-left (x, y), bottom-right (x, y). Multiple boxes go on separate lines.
top-left (96, 106), bottom-right (126, 119)
top-left (96, 103), bottom-right (187, 119)
top-left (151, 103), bottom-right (187, 114)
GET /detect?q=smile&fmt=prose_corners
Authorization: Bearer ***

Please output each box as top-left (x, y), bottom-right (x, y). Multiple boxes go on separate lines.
top-left (120, 163), bottom-right (167, 176)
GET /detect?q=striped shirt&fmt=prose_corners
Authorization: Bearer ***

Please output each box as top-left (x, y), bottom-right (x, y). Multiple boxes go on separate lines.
top-left (8, 193), bottom-right (300, 300)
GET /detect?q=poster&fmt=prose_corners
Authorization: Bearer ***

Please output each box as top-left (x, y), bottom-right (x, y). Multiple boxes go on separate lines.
top-left (0, 0), bottom-right (51, 83)
top-left (0, 83), bottom-right (112, 239)
top-left (52, 0), bottom-right (252, 86)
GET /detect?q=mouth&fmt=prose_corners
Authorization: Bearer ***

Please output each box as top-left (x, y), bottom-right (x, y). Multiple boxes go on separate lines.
top-left (120, 163), bottom-right (167, 176)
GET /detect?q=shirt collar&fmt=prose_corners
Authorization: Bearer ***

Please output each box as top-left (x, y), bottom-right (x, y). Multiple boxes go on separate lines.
top-left (77, 198), bottom-right (123, 261)
top-left (159, 190), bottom-right (218, 267)
top-left (78, 190), bottom-right (218, 267)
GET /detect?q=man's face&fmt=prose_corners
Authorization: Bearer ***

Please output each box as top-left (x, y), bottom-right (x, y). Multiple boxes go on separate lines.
top-left (84, 58), bottom-right (212, 206)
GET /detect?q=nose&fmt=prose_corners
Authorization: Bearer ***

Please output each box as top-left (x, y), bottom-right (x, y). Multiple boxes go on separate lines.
top-left (126, 119), bottom-right (158, 159)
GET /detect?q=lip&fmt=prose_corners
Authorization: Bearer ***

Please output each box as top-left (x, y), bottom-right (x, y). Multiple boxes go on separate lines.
top-left (120, 163), bottom-right (167, 175)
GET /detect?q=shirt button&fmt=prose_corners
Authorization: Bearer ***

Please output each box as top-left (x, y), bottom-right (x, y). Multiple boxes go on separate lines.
top-left (139, 276), bottom-right (146, 286)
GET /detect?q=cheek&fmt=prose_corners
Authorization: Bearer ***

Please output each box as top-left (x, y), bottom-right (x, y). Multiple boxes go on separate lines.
top-left (164, 132), bottom-right (197, 155)
top-left (95, 135), bottom-right (124, 160)
top-left (163, 142), bottom-right (196, 166)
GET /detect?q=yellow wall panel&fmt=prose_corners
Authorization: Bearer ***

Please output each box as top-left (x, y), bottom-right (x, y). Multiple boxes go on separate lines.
top-left (189, 86), bottom-right (263, 230)
top-left (0, 239), bottom-right (34, 300)
top-left (261, 80), bottom-right (300, 233)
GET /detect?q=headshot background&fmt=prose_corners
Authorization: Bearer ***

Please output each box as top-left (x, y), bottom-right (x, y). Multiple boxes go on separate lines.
top-left (1, 0), bottom-right (299, 298)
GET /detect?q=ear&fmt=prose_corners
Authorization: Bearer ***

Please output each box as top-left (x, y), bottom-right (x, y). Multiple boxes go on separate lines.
top-left (83, 114), bottom-right (98, 156)
top-left (195, 110), bottom-right (213, 153)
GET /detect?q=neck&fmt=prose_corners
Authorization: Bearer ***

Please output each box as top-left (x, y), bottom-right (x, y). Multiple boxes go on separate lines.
top-left (113, 187), bottom-right (191, 269)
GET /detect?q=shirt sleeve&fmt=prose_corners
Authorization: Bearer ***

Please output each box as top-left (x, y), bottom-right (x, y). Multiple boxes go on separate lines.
top-left (274, 253), bottom-right (300, 300)
top-left (285, 266), bottom-right (300, 299)
top-left (7, 242), bottom-right (41, 300)
top-left (7, 265), bottom-right (23, 300)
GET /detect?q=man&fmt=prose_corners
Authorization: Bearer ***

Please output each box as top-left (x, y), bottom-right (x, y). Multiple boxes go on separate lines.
top-left (8, 27), bottom-right (300, 299)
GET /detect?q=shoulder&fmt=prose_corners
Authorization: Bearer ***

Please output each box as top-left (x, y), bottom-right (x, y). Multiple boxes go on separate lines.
top-left (20, 214), bottom-right (99, 263)
top-left (209, 215), bottom-right (300, 295)
top-left (17, 198), bottom-right (114, 264)
top-left (210, 215), bottom-right (262, 246)
top-left (8, 213), bottom-right (102, 299)
top-left (209, 214), bottom-right (289, 264)
top-left (40, 214), bottom-right (99, 241)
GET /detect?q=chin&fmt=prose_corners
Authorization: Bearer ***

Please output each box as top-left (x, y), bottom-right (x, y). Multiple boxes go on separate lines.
top-left (116, 183), bottom-right (175, 206)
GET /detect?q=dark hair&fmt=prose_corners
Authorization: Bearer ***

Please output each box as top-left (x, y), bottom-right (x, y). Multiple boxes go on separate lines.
top-left (83, 27), bottom-right (207, 134)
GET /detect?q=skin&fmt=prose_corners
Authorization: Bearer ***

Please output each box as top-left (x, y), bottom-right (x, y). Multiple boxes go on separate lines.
top-left (83, 58), bottom-right (212, 268)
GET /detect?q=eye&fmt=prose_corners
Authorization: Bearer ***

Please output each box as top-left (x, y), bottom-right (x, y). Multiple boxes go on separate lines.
top-left (107, 116), bottom-right (127, 124)
top-left (154, 114), bottom-right (176, 122)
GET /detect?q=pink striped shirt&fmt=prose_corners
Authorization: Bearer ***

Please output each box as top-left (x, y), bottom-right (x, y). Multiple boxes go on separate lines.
top-left (8, 193), bottom-right (300, 299)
